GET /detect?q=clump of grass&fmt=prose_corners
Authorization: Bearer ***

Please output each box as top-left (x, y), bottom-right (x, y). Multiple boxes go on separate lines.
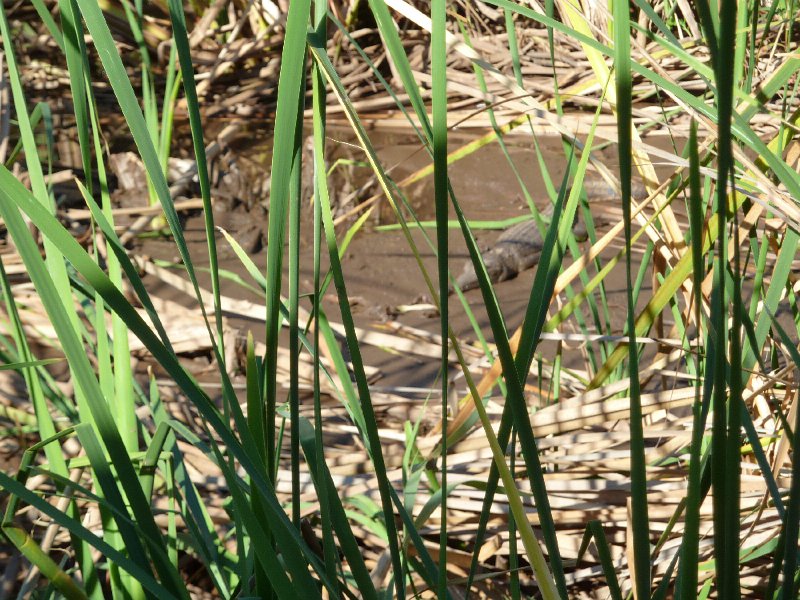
top-left (0, 0), bottom-right (799, 597)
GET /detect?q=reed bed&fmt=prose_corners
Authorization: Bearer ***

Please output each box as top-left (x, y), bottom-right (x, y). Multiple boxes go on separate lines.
top-left (0, 0), bottom-right (798, 598)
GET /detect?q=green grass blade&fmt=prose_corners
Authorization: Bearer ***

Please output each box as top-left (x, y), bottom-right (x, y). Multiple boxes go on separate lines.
top-left (0, 471), bottom-right (175, 599)
top-left (447, 172), bottom-right (562, 598)
top-left (309, 36), bottom-right (452, 596)
top-left (431, 0), bottom-right (449, 592)
top-left (263, 0), bottom-right (310, 502)
top-left (612, 0), bottom-right (651, 595)
top-left (310, 16), bottom-right (341, 585)
top-left (311, 110), bottom-right (412, 600)
top-left (72, 0), bottom-right (228, 378)
top-left (74, 423), bottom-right (163, 578)
top-left (288, 108), bottom-right (304, 529)
top-left (676, 120), bottom-right (705, 600)
top-left (3, 525), bottom-right (88, 600)
top-left (0, 166), bottom-right (329, 596)
top-left (576, 521), bottom-right (622, 600)
top-left (58, 0), bottom-right (92, 191)
top-left (695, 0), bottom-right (742, 594)
top-left (764, 312), bottom-right (800, 600)
top-left (76, 182), bottom-right (174, 353)
top-left (0, 176), bottom-right (188, 598)
top-left (165, 0), bottom-right (224, 350)
top-left (298, 417), bottom-right (377, 599)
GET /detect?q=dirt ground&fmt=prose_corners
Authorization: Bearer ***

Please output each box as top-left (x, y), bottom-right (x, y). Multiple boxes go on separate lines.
top-left (138, 128), bottom-right (675, 397)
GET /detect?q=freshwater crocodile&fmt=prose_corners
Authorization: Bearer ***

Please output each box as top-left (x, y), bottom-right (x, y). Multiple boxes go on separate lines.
top-left (453, 178), bottom-right (647, 293)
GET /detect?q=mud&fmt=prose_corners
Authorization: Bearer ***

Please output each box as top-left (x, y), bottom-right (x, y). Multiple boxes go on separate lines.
top-left (139, 129), bottom-right (679, 393)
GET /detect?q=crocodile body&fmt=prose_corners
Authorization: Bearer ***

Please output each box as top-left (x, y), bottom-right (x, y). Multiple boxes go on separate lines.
top-left (453, 179), bottom-right (646, 293)
top-left (454, 219), bottom-right (548, 293)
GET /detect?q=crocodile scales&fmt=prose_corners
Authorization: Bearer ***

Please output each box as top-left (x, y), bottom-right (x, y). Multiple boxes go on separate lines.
top-left (453, 179), bottom-right (647, 293)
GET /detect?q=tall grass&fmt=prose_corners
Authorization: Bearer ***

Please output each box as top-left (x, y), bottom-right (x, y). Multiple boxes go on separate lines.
top-left (0, 0), bottom-right (799, 597)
